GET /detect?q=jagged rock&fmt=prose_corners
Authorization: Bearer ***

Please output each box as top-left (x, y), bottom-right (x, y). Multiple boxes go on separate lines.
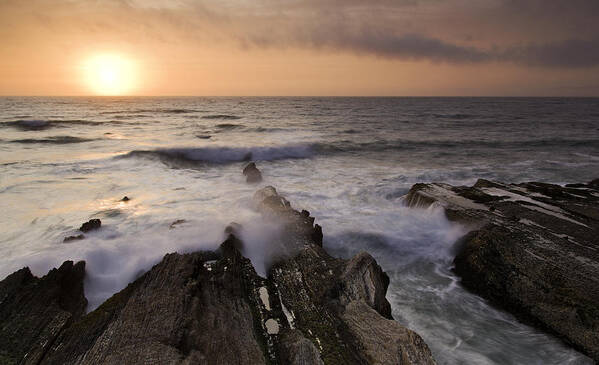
top-left (0, 188), bottom-right (436, 365)
top-left (405, 178), bottom-right (599, 361)
top-left (339, 252), bottom-right (392, 319)
top-left (255, 187), bottom-right (436, 365)
top-left (0, 261), bottom-right (87, 365)
top-left (63, 234), bottom-right (85, 243)
top-left (79, 219), bottom-right (101, 233)
top-left (120, 196), bottom-right (130, 202)
top-left (40, 241), bottom-right (268, 365)
top-left (243, 162), bottom-right (263, 183)
top-left (253, 186), bottom-right (290, 214)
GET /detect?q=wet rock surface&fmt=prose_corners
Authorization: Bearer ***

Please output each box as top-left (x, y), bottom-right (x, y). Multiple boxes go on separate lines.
top-left (243, 162), bottom-right (263, 183)
top-left (405, 178), bottom-right (599, 361)
top-left (0, 187), bottom-right (436, 365)
top-left (63, 234), bottom-right (85, 243)
top-left (79, 219), bottom-right (101, 233)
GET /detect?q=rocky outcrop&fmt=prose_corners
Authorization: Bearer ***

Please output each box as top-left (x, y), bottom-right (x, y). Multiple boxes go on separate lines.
top-left (0, 186), bottom-right (436, 365)
top-left (243, 162), bottom-right (263, 183)
top-left (0, 261), bottom-right (87, 365)
top-left (405, 178), bottom-right (599, 361)
top-left (79, 219), bottom-right (101, 233)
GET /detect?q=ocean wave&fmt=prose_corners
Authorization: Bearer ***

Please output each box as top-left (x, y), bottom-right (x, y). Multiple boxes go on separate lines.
top-left (1, 119), bottom-right (106, 131)
top-left (9, 136), bottom-right (96, 144)
top-left (215, 123), bottom-right (244, 130)
top-left (201, 115), bottom-right (242, 120)
top-left (316, 137), bottom-right (599, 154)
top-left (246, 127), bottom-right (292, 133)
top-left (119, 144), bottom-right (315, 167)
top-left (100, 108), bottom-right (199, 115)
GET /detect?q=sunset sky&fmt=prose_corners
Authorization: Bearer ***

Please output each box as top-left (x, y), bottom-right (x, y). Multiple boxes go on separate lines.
top-left (1, 0), bottom-right (598, 96)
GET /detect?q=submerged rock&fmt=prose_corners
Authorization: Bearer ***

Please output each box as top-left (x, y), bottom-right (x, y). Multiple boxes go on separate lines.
top-left (0, 187), bottom-right (436, 365)
top-left (243, 162), bottom-right (263, 183)
top-left (405, 178), bottom-right (599, 361)
top-left (63, 234), bottom-right (84, 243)
top-left (79, 219), bottom-right (101, 233)
top-left (168, 219), bottom-right (187, 229)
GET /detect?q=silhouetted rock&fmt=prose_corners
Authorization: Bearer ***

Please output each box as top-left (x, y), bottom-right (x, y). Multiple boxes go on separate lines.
top-left (79, 219), bottom-right (101, 233)
top-left (63, 234), bottom-right (84, 243)
top-left (243, 162), bottom-right (263, 183)
top-left (405, 178), bottom-right (599, 362)
top-left (0, 261), bottom-right (87, 365)
top-left (120, 196), bottom-right (130, 202)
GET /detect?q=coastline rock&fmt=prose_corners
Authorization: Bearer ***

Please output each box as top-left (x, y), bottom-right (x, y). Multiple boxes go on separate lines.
top-left (79, 219), bottom-right (101, 233)
top-left (63, 234), bottom-right (85, 243)
top-left (0, 261), bottom-right (87, 365)
top-left (243, 162), bottom-right (263, 183)
top-left (120, 196), bottom-right (130, 202)
top-left (405, 178), bottom-right (599, 361)
top-left (0, 187), bottom-right (436, 365)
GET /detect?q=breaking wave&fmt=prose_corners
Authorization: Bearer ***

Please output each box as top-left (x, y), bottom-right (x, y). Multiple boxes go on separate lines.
top-left (119, 144), bottom-right (315, 167)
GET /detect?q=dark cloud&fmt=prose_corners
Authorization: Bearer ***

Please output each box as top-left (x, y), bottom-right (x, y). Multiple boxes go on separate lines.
top-left (3, 0), bottom-right (599, 68)
top-left (221, 0), bottom-right (599, 68)
top-left (503, 38), bottom-right (599, 68)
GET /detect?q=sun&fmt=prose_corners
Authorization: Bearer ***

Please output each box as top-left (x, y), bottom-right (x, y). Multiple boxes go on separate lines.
top-left (83, 54), bottom-right (137, 96)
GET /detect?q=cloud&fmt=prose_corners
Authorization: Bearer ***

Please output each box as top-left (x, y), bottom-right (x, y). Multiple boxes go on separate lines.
top-left (503, 38), bottom-right (599, 68)
top-left (2, 0), bottom-right (599, 68)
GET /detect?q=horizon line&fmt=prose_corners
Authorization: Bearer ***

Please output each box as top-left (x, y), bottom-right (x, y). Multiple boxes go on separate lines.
top-left (1, 95), bottom-right (599, 98)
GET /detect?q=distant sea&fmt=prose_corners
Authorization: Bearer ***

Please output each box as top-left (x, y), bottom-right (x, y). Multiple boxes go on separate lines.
top-left (1, 97), bottom-right (598, 364)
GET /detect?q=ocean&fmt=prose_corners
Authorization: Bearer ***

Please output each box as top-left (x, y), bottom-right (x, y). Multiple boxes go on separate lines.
top-left (1, 97), bottom-right (598, 364)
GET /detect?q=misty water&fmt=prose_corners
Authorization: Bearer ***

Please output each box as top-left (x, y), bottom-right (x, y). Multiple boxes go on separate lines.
top-left (1, 97), bottom-right (598, 364)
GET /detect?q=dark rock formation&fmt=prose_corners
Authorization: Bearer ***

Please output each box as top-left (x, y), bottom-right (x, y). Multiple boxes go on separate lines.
top-left (120, 196), bottom-right (130, 202)
top-left (243, 162), bottom-right (263, 183)
top-left (0, 261), bottom-right (87, 365)
top-left (0, 186), bottom-right (436, 365)
top-left (405, 178), bottom-right (599, 361)
top-left (63, 234), bottom-right (85, 243)
top-left (169, 219), bottom-right (187, 229)
top-left (79, 219), bottom-right (101, 233)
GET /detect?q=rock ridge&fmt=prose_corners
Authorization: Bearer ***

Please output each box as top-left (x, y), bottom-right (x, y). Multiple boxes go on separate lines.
top-left (0, 186), bottom-right (436, 365)
top-left (405, 178), bottom-right (599, 362)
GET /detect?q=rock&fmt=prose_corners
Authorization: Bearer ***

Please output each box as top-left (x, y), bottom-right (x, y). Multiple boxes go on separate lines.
top-left (243, 162), bottom-right (263, 183)
top-left (278, 329), bottom-right (325, 365)
top-left (405, 178), bottom-right (599, 361)
top-left (168, 219), bottom-right (187, 229)
top-left (0, 188), bottom-right (436, 365)
top-left (120, 196), bottom-right (130, 202)
top-left (63, 234), bottom-right (84, 243)
top-left (224, 222), bottom-right (243, 235)
top-left (253, 186), bottom-right (291, 215)
top-left (79, 219), bottom-right (101, 233)
top-left (0, 261), bottom-right (87, 365)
